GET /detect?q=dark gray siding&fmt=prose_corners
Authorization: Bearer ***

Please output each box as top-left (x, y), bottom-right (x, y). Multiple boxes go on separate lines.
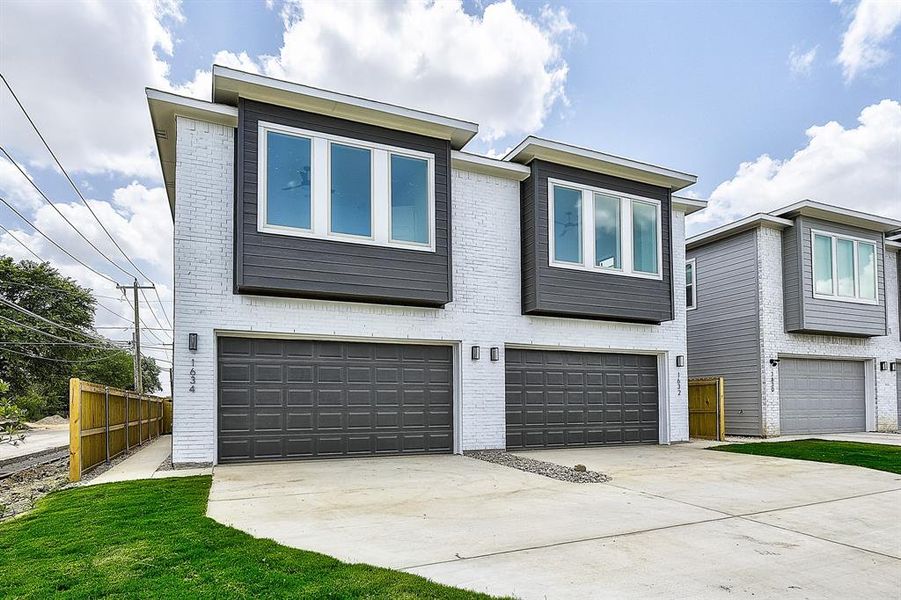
top-left (236, 99), bottom-right (452, 307)
top-left (521, 160), bottom-right (674, 323)
top-left (782, 223), bottom-right (803, 331)
top-left (687, 231), bottom-right (762, 436)
top-left (787, 216), bottom-right (887, 337)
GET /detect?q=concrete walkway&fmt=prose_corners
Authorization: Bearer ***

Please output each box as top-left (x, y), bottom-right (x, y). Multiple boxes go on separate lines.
top-left (208, 444), bottom-right (901, 599)
top-left (84, 435), bottom-right (211, 485)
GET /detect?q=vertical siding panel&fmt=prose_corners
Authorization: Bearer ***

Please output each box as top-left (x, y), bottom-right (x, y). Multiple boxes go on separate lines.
top-left (687, 231), bottom-right (762, 436)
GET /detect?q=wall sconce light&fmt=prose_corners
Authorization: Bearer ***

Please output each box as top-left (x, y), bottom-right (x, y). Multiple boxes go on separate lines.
top-left (676, 355), bottom-right (685, 367)
top-left (490, 347), bottom-right (500, 362)
top-left (769, 358), bottom-right (780, 367)
top-left (879, 361), bottom-right (888, 371)
top-left (890, 363), bottom-right (897, 372)
top-left (471, 345), bottom-right (480, 360)
top-left (188, 333), bottom-right (198, 352)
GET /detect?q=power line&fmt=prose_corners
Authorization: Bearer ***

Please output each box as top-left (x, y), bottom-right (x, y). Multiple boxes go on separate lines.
top-left (0, 295), bottom-right (112, 345)
top-left (0, 145), bottom-right (138, 280)
top-left (0, 345), bottom-right (126, 364)
top-left (0, 221), bottom-right (44, 262)
top-left (0, 196), bottom-right (119, 286)
top-left (1, 73), bottom-right (154, 286)
top-left (0, 314), bottom-right (127, 350)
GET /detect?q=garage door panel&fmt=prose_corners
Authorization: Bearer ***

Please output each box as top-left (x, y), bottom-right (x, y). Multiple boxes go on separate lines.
top-left (779, 358), bottom-right (865, 434)
top-left (506, 349), bottom-right (658, 450)
top-left (218, 338), bottom-right (453, 462)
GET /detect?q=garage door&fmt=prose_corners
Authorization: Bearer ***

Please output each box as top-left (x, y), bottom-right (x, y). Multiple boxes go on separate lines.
top-left (505, 349), bottom-right (659, 449)
top-left (217, 337), bottom-right (453, 462)
top-left (779, 358), bottom-right (866, 434)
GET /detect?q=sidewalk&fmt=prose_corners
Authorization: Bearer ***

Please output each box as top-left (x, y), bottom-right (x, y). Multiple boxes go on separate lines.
top-left (0, 425), bottom-right (69, 464)
top-left (83, 435), bottom-right (212, 486)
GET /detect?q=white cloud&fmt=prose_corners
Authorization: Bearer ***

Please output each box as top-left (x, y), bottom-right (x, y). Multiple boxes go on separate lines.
top-left (0, 158), bottom-right (43, 212)
top-left (689, 99), bottom-right (901, 235)
top-left (0, 0), bottom-right (181, 178)
top-left (838, 0), bottom-right (901, 81)
top-left (788, 45), bottom-right (818, 76)
top-left (194, 0), bottom-right (573, 142)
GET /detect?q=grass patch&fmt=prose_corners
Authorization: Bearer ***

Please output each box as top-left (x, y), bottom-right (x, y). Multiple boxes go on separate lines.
top-left (712, 439), bottom-right (901, 474)
top-left (0, 476), bottom-right (500, 599)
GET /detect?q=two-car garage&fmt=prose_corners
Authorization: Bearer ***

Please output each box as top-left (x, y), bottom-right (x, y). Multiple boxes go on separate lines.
top-left (217, 338), bottom-right (663, 463)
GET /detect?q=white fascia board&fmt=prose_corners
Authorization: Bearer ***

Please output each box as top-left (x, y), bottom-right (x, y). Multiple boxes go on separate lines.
top-left (503, 136), bottom-right (698, 191)
top-left (212, 66), bottom-right (479, 149)
top-left (885, 239), bottom-right (901, 252)
top-left (451, 151), bottom-right (531, 181)
top-left (147, 88), bottom-right (239, 218)
top-left (672, 195), bottom-right (708, 216)
top-left (686, 213), bottom-right (793, 250)
top-left (771, 200), bottom-right (901, 233)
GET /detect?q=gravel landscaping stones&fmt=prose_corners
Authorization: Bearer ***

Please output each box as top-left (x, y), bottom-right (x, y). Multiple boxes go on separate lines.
top-left (0, 458), bottom-right (69, 520)
top-left (465, 450), bottom-right (610, 483)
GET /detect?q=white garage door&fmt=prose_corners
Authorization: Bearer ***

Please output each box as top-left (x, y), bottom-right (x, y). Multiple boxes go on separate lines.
top-left (779, 358), bottom-right (866, 435)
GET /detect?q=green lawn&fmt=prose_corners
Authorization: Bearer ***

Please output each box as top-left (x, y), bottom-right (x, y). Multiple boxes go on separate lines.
top-left (0, 476), bottom-right (499, 599)
top-left (712, 439), bottom-right (901, 474)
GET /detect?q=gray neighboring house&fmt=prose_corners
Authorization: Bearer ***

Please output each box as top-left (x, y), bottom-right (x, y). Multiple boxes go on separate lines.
top-left (686, 201), bottom-right (901, 437)
top-left (147, 65), bottom-right (705, 466)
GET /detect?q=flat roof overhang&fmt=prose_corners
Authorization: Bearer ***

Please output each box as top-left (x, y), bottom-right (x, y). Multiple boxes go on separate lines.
top-left (147, 88), bottom-right (238, 218)
top-left (503, 136), bottom-right (698, 192)
top-left (772, 200), bottom-right (901, 233)
top-left (211, 66), bottom-right (479, 150)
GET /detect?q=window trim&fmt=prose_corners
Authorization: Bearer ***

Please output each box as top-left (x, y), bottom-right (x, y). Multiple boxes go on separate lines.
top-left (810, 229), bottom-right (878, 306)
top-left (547, 177), bottom-right (663, 280)
top-left (686, 258), bottom-right (696, 311)
top-left (257, 120), bottom-right (436, 252)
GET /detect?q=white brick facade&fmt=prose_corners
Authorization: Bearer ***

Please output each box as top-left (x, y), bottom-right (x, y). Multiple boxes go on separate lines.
top-left (173, 117), bottom-right (690, 465)
top-left (756, 227), bottom-right (900, 435)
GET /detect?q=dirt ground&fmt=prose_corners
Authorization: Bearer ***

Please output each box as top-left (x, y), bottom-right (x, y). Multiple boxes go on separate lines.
top-left (0, 458), bottom-right (69, 520)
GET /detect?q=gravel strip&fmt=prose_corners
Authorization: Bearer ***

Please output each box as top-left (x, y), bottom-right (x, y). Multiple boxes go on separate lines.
top-left (465, 450), bottom-right (610, 483)
top-left (0, 458), bottom-right (69, 520)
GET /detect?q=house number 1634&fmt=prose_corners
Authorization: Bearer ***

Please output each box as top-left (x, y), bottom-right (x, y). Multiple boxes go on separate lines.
top-left (189, 358), bottom-right (196, 393)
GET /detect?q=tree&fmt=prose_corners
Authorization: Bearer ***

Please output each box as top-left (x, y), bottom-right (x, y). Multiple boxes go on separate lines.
top-left (76, 351), bottom-right (162, 394)
top-left (0, 380), bottom-right (27, 445)
top-left (0, 257), bottom-right (97, 414)
top-left (0, 257), bottom-right (164, 416)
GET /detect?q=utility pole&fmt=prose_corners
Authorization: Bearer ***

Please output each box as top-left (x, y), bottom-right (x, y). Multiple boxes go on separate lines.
top-left (117, 279), bottom-right (155, 394)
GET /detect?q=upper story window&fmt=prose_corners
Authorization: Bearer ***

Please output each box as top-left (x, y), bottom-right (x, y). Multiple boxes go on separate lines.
top-left (258, 121), bottom-right (435, 252)
top-left (685, 259), bottom-right (696, 310)
top-left (812, 230), bottom-right (877, 304)
top-left (549, 178), bottom-right (662, 279)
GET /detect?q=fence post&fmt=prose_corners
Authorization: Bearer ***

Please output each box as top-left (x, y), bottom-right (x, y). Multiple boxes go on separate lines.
top-left (124, 391), bottom-right (130, 454)
top-left (104, 386), bottom-right (111, 464)
top-left (717, 377), bottom-right (726, 441)
top-left (69, 378), bottom-right (82, 482)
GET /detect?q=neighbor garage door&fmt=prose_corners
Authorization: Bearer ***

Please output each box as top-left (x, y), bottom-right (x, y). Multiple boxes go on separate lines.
top-left (217, 337), bottom-right (453, 463)
top-left (779, 358), bottom-right (866, 435)
top-left (505, 349), bottom-right (659, 449)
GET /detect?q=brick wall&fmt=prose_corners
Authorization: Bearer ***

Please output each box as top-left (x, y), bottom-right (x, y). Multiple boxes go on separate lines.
top-left (173, 117), bottom-right (690, 465)
top-left (756, 226), bottom-right (900, 435)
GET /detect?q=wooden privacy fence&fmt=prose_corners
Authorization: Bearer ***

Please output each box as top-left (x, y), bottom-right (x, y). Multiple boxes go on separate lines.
top-left (68, 378), bottom-right (173, 482)
top-left (688, 377), bottom-right (725, 441)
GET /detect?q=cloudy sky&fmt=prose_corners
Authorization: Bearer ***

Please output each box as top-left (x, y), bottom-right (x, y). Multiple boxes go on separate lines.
top-left (1, 0), bottom-right (900, 381)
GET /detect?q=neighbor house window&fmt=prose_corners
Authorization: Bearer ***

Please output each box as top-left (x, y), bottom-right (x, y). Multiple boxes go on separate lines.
top-left (686, 259), bottom-right (696, 310)
top-left (548, 178), bottom-right (662, 279)
top-left (257, 121), bottom-right (435, 251)
top-left (811, 231), bottom-right (878, 303)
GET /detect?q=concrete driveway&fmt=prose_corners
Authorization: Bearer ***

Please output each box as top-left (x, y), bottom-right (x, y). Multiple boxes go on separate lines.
top-left (207, 444), bottom-right (901, 599)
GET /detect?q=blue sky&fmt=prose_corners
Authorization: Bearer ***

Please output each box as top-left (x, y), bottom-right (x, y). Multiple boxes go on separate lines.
top-left (0, 0), bottom-right (899, 378)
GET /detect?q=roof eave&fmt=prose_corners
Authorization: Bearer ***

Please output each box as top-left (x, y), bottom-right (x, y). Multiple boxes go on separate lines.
top-left (211, 66), bottom-right (479, 149)
top-left (450, 151), bottom-right (531, 181)
top-left (503, 136), bottom-right (698, 192)
top-left (687, 214), bottom-right (793, 250)
top-left (771, 200), bottom-right (901, 233)
top-left (672, 196), bottom-right (708, 216)
top-left (146, 88), bottom-right (238, 219)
